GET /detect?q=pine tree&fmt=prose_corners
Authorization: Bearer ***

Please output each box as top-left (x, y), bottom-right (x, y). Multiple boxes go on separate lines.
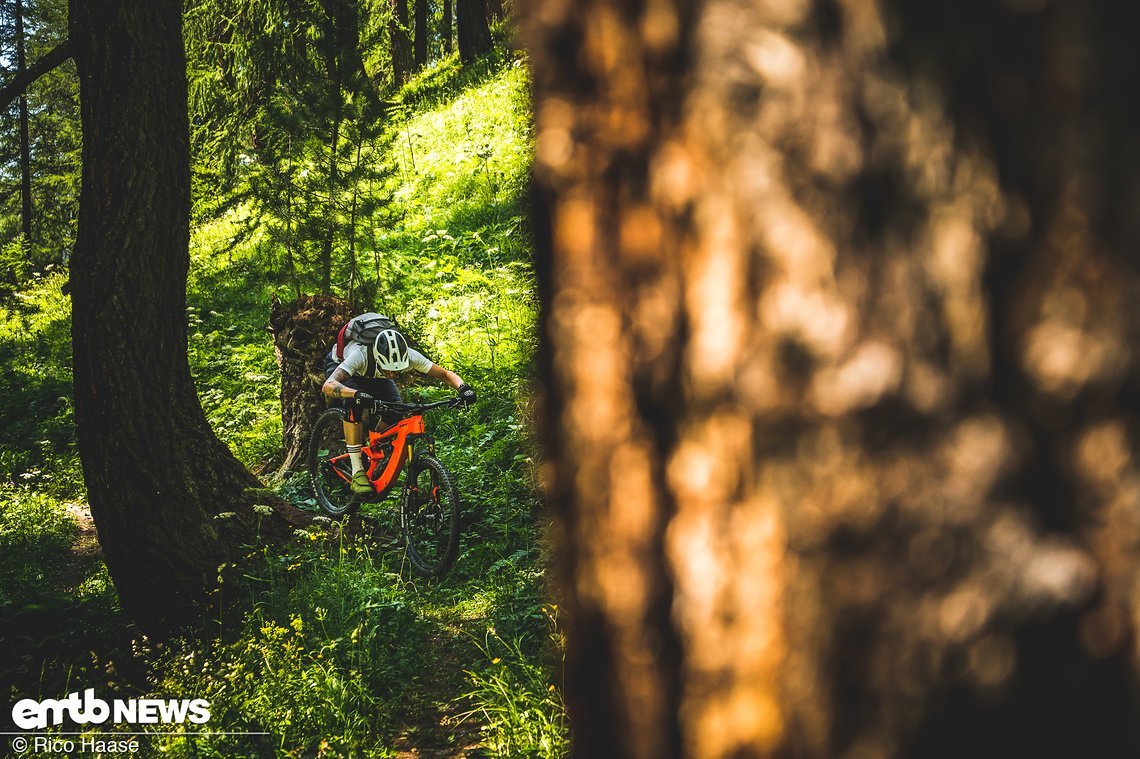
top-left (0, 0), bottom-right (78, 267)
top-left (389, 0), bottom-right (411, 84)
top-left (441, 0), bottom-right (452, 55)
top-left (185, 0), bottom-right (394, 298)
top-left (14, 0), bottom-right (31, 243)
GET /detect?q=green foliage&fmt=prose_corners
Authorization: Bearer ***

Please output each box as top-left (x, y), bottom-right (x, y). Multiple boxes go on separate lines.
top-left (0, 0), bottom-right (80, 267)
top-left (151, 531), bottom-right (420, 757)
top-left (141, 512), bottom-right (557, 756)
top-left (185, 0), bottom-right (397, 297)
top-left (0, 486), bottom-right (121, 714)
top-left (461, 607), bottom-right (569, 758)
top-left (0, 486), bottom-right (76, 605)
top-left (185, 295), bottom-right (283, 468)
top-left (0, 236), bottom-right (32, 296)
top-left (0, 270), bottom-right (82, 495)
top-left (148, 44), bottom-right (557, 758)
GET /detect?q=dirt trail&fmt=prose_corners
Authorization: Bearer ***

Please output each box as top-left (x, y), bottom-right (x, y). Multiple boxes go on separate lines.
top-left (393, 631), bottom-right (488, 758)
top-left (60, 501), bottom-right (102, 591)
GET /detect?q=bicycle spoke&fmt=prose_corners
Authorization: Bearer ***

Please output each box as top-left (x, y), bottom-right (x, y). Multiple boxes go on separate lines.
top-left (309, 409), bottom-right (360, 517)
top-left (400, 455), bottom-right (459, 577)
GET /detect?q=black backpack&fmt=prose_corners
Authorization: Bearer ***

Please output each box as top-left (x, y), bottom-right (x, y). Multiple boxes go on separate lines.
top-left (334, 313), bottom-right (397, 377)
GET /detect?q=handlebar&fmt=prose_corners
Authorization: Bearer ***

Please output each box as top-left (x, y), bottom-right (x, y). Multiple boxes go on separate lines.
top-left (357, 396), bottom-right (464, 415)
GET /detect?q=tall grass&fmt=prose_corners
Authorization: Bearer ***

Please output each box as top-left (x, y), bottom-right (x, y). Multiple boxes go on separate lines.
top-left (461, 606), bottom-right (568, 758)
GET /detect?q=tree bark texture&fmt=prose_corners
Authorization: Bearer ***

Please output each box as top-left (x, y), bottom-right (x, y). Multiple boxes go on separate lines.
top-left (456, 0), bottom-right (491, 64)
top-left (414, 0), bottom-right (428, 69)
top-left (320, 94), bottom-right (340, 294)
top-left (442, 0), bottom-right (453, 55)
top-left (524, 0), bottom-right (1140, 757)
top-left (268, 294), bottom-right (353, 477)
top-left (68, 0), bottom-right (302, 636)
top-left (15, 0), bottom-right (32, 244)
top-left (390, 0), bottom-right (412, 84)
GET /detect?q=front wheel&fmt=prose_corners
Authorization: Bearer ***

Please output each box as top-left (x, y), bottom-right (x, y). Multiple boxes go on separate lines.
top-left (308, 408), bottom-right (361, 517)
top-left (400, 454), bottom-right (460, 577)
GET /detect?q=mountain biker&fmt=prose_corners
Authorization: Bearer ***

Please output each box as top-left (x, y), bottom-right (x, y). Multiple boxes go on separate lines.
top-left (322, 326), bottom-right (475, 494)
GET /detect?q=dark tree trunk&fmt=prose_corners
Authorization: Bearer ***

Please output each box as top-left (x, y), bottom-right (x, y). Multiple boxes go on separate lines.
top-left (15, 0), bottom-right (32, 245)
top-left (524, 0), bottom-right (1140, 756)
top-left (389, 0), bottom-right (412, 84)
top-left (413, 0), bottom-right (428, 69)
top-left (319, 1), bottom-right (344, 295)
top-left (456, 0), bottom-right (491, 64)
top-left (442, 0), bottom-right (453, 55)
top-left (268, 295), bottom-right (353, 477)
top-left (68, 0), bottom-right (303, 636)
top-left (321, 87), bottom-right (337, 290)
top-left (485, 0), bottom-right (503, 23)
top-left (346, 140), bottom-right (363, 306)
top-left (283, 146), bottom-right (300, 296)
top-left (320, 99), bottom-right (341, 294)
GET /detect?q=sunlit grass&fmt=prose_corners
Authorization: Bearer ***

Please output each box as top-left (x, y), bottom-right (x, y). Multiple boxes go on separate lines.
top-left (460, 607), bottom-right (568, 758)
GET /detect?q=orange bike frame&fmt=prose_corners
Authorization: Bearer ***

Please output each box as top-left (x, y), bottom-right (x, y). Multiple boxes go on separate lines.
top-left (329, 413), bottom-right (426, 497)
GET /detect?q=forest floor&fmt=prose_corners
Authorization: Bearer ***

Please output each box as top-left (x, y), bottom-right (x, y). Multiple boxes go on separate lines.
top-left (32, 503), bottom-right (496, 758)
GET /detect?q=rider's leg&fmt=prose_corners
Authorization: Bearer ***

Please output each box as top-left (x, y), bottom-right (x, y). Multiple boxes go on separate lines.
top-left (344, 419), bottom-right (371, 493)
top-left (338, 376), bottom-right (369, 486)
top-left (322, 358), bottom-right (373, 493)
top-left (343, 419), bottom-right (364, 473)
top-left (344, 417), bottom-right (372, 493)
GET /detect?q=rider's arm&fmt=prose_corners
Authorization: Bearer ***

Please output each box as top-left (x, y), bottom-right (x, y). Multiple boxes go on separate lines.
top-left (322, 368), bottom-right (362, 399)
top-left (426, 363), bottom-right (465, 390)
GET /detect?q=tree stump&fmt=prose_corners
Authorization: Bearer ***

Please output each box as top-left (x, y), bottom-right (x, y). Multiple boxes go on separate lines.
top-left (267, 294), bottom-right (353, 478)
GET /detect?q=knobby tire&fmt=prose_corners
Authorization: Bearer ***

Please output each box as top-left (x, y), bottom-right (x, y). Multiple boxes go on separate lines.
top-left (308, 408), bottom-right (361, 517)
top-left (400, 454), bottom-right (460, 577)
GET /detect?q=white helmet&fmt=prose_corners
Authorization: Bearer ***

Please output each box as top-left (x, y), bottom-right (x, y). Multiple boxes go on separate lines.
top-left (373, 328), bottom-right (410, 371)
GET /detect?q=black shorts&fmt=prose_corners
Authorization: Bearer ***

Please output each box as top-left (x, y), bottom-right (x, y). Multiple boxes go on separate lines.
top-left (323, 355), bottom-right (403, 426)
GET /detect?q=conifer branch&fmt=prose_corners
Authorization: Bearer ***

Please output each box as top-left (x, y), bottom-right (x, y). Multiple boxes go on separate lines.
top-left (0, 39), bottom-right (73, 112)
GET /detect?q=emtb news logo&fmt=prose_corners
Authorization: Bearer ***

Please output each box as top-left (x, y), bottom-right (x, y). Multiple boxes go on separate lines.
top-left (11, 689), bottom-right (210, 729)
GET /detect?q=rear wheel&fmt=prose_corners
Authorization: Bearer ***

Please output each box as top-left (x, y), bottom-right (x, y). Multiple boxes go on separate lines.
top-left (400, 454), bottom-right (460, 577)
top-left (308, 408), bottom-right (361, 517)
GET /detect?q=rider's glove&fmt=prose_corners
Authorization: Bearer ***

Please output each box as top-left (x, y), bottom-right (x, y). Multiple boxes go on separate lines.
top-left (353, 391), bottom-right (374, 405)
top-left (457, 383), bottom-right (476, 406)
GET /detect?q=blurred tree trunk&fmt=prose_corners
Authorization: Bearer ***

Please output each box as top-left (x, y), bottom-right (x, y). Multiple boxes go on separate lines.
top-left (456, 0), bottom-right (490, 64)
top-left (390, 0), bottom-right (412, 84)
top-left (414, 0), bottom-right (428, 69)
top-left (268, 295), bottom-right (353, 477)
top-left (69, 0), bottom-right (305, 636)
top-left (524, 0), bottom-right (1140, 757)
